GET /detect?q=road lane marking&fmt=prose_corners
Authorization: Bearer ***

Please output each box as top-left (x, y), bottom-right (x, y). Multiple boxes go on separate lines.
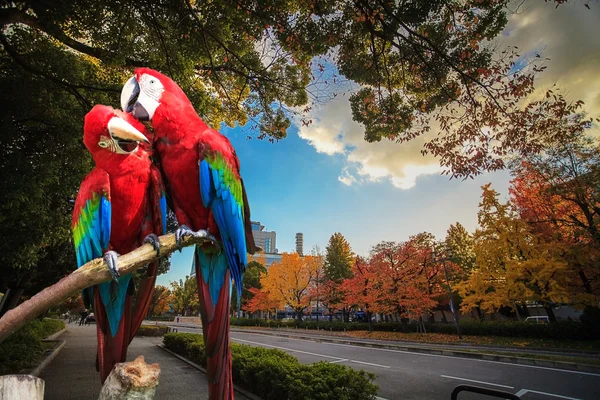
top-left (515, 389), bottom-right (581, 399)
top-left (321, 341), bottom-right (600, 377)
top-left (329, 359), bottom-right (348, 364)
top-left (232, 338), bottom-right (342, 360)
top-left (350, 360), bottom-right (390, 368)
top-left (233, 338), bottom-right (390, 368)
top-left (441, 375), bottom-right (514, 389)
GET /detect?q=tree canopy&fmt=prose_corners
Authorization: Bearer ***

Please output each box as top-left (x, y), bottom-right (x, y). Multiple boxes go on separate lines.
top-left (324, 232), bottom-right (354, 283)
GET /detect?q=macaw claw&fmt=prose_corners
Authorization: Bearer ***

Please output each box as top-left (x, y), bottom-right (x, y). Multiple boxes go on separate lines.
top-left (103, 251), bottom-right (120, 282)
top-left (143, 233), bottom-right (161, 257)
top-left (176, 225), bottom-right (220, 252)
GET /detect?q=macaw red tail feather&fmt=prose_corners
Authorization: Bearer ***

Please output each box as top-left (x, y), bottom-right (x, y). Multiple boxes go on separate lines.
top-left (94, 287), bottom-right (132, 384)
top-left (129, 261), bottom-right (158, 343)
top-left (195, 261), bottom-right (234, 400)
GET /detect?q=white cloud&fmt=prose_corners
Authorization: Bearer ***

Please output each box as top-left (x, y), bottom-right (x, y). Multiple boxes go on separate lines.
top-left (338, 168), bottom-right (357, 186)
top-left (295, 1), bottom-right (600, 190)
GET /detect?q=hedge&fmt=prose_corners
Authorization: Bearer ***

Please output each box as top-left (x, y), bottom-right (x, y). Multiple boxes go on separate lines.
top-left (163, 332), bottom-right (379, 400)
top-left (147, 315), bottom-right (175, 322)
top-left (0, 318), bottom-right (66, 374)
top-left (230, 317), bottom-right (594, 340)
top-left (135, 325), bottom-right (169, 337)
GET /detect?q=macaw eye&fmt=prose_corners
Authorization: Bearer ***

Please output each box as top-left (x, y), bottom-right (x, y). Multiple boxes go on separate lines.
top-left (150, 79), bottom-right (155, 84)
top-left (98, 141), bottom-right (108, 148)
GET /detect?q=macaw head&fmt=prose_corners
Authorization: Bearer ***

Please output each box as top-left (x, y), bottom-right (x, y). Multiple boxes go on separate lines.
top-left (120, 68), bottom-right (195, 136)
top-left (84, 105), bottom-right (150, 165)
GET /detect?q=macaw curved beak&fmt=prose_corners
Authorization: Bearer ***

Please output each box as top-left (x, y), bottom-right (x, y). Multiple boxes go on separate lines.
top-left (120, 76), bottom-right (150, 121)
top-left (107, 116), bottom-right (149, 144)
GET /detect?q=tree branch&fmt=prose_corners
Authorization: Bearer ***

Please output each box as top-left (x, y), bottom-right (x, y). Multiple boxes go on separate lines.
top-left (0, 232), bottom-right (217, 343)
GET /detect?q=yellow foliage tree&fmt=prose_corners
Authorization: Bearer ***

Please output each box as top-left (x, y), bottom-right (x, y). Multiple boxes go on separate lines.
top-left (261, 253), bottom-right (320, 320)
top-left (459, 184), bottom-right (570, 321)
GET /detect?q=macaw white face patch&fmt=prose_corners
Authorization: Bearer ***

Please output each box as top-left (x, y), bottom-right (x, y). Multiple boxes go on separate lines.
top-left (138, 74), bottom-right (165, 120)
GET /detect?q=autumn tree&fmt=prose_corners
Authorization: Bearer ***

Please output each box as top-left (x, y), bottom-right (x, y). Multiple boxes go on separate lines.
top-left (243, 288), bottom-right (281, 319)
top-left (460, 184), bottom-right (571, 321)
top-left (369, 241), bottom-right (436, 321)
top-left (510, 134), bottom-right (600, 302)
top-left (261, 253), bottom-right (320, 321)
top-left (147, 285), bottom-right (172, 317)
top-left (231, 260), bottom-right (267, 315)
top-left (170, 276), bottom-right (198, 316)
top-left (445, 223), bottom-right (476, 279)
top-left (342, 256), bottom-right (376, 330)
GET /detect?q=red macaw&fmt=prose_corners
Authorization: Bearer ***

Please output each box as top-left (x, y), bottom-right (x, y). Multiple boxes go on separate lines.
top-left (121, 68), bottom-right (258, 399)
top-left (72, 105), bottom-right (166, 383)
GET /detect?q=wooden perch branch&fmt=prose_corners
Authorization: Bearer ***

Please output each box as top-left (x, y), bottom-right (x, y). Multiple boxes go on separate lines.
top-left (0, 232), bottom-right (214, 343)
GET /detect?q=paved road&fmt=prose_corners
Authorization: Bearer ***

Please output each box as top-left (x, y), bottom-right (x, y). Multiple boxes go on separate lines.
top-left (166, 324), bottom-right (600, 400)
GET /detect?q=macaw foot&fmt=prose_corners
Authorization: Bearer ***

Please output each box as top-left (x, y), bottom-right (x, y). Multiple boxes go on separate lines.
top-left (103, 251), bottom-right (120, 282)
top-left (175, 225), bottom-right (220, 251)
top-left (143, 233), bottom-right (161, 257)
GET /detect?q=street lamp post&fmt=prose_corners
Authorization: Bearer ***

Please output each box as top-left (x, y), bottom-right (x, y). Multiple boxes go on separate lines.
top-left (432, 248), bottom-right (462, 340)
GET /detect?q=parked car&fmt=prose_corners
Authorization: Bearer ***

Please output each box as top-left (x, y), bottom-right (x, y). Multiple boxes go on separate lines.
top-left (280, 317), bottom-right (295, 322)
top-left (524, 316), bottom-right (549, 324)
top-left (85, 313), bottom-right (96, 325)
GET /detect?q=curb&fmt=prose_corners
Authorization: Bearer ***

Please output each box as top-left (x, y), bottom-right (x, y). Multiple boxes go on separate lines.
top-left (230, 329), bottom-right (600, 374)
top-left (156, 344), bottom-right (263, 400)
top-left (45, 327), bottom-right (66, 341)
top-left (20, 339), bottom-right (66, 377)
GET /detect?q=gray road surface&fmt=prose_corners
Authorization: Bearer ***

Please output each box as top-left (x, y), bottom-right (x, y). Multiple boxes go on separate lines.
top-left (165, 324), bottom-right (600, 400)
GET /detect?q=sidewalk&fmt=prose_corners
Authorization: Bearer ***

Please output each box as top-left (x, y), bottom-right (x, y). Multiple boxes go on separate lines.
top-left (40, 323), bottom-right (249, 400)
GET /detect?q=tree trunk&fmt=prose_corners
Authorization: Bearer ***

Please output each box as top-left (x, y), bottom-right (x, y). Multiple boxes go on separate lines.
top-left (427, 312), bottom-right (435, 323)
top-left (0, 288), bottom-right (24, 319)
top-left (0, 375), bottom-right (44, 400)
top-left (519, 302), bottom-right (530, 318)
top-left (543, 306), bottom-right (557, 322)
top-left (98, 355), bottom-right (160, 400)
top-left (440, 310), bottom-right (448, 324)
top-left (578, 269), bottom-right (593, 294)
top-left (475, 306), bottom-right (484, 320)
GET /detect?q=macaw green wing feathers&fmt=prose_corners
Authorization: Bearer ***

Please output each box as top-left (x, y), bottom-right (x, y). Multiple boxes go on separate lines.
top-left (199, 150), bottom-right (247, 303)
top-left (72, 170), bottom-right (112, 307)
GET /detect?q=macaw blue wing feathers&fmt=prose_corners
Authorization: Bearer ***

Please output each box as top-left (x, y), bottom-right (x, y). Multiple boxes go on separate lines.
top-left (198, 155), bottom-right (247, 304)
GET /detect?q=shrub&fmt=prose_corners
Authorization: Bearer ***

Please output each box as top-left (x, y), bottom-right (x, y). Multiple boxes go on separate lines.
top-left (0, 318), bottom-right (66, 374)
top-left (136, 325), bottom-right (168, 337)
top-left (163, 333), bottom-right (378, 400)
top-left (163, 332), bottom-right (201, 355)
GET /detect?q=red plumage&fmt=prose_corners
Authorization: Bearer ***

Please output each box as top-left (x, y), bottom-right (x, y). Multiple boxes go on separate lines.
top-left (73, 105), bottom-right (164, 383)
top-left (130, 68), bottom-right (258, 399)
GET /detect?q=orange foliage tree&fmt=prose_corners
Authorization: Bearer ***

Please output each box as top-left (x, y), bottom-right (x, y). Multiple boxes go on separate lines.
top-left (510, 135), bottom-right (600, 302)
top-left (459, 184), bottom-right (571, 321)
top-left (342, 256), bottom-right (377, 327)
top-left (243, 287), bottom-right (281, 318)
top-left (147, 285), bottom-right (172, 317)
top-left (261, 253), bottom-right (320, 320)
top-left (368, 241), bottom-right (436, 321)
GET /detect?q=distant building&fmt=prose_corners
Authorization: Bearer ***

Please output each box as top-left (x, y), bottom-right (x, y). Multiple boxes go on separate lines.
top-left (251, 252), bottom-right (282, 267)
top-left (251, 221), bottom-right (276, 254)
top-left (295, 233), bottom-right (304, 256)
